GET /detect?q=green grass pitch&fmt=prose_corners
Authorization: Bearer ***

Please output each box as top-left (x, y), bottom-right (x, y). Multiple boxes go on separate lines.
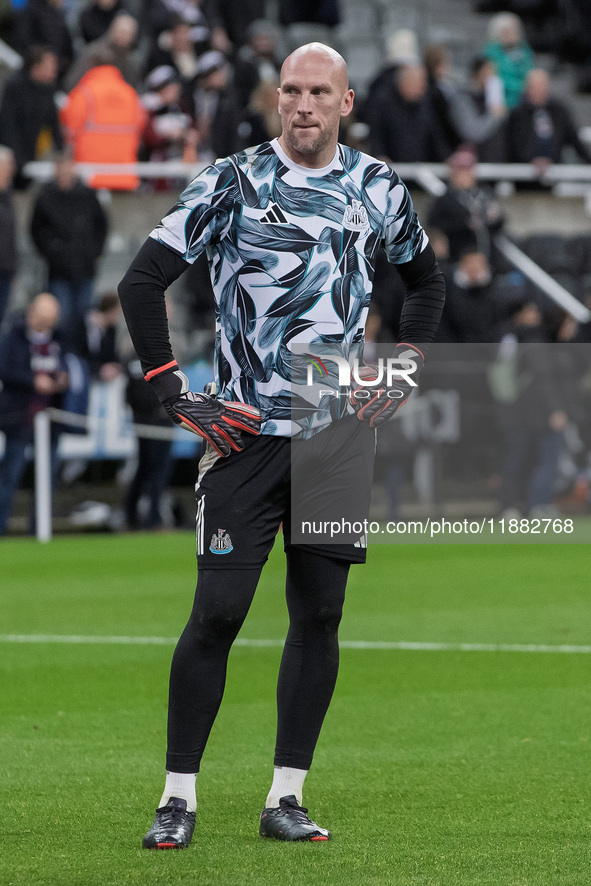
top-left (2, 533), bottom-right (591, 885)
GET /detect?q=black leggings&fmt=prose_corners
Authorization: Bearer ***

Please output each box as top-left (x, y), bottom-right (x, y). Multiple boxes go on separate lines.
top-left (165, 548), bottom-right (350, 773)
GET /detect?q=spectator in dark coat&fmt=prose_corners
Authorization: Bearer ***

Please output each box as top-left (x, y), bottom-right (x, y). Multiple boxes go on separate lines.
top-left (423, 43), bottom-right (462, 161)
top-left (141, 65), bottom-right (198, 189)
top-left (0, 46), bottom-right (63, 188)
top-left (30, 154), bottom-right (109, 334)
top-left (0, 147), bottom-right (17, 326)
top-left (75, 291), bottom-right (123, 381)
top-left (237, 79), bottom-right (282, 149)
top-left (424, 45), bottom-right (509, 163)
top-left (466, 55), bottom-right (508, 162)
top-left (367, 62), bottom-right (447, 163)
top-left (438, 250), bottom-right (511, 343)
top-left (124, 351), bottom-right (175, 530)
top-left (192, 50), bottom-right (241, 162)
top-left (78, 0), bottom-right (124, 44)
top-left (508, 68), bottom-right (591, 174)
top-left (125, 359), bottom-right (173, 529)
top-left (233, 19), bottom-right (283, 110)
top-left (65, 12), bottom-right (140, 90)
top-left (360, 29), bottom-right (420, 126)
top-left (143, 17), bottom-right (201, 106)
top-left (494, 301), bottom-right (570, 516)
top-left (12, 0), bottom-right (73, 79)
top-left (144, 0), bottom-right (231, 53)
top-left (215, 0), bottom-right (266, 48)
top-left (427, 145), bottom-right (505, 264)
top-left (0, 293), bottom-right (69, 535)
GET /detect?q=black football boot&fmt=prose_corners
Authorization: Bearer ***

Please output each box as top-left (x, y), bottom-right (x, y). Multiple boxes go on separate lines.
top-left (142, 797), bottom-right (196, 849)
top-left (259, 795), bottom-right (331, 842)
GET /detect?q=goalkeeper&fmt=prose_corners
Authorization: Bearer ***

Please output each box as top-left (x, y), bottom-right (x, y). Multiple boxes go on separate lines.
top-left (118, 42), bottom-right (444, 849)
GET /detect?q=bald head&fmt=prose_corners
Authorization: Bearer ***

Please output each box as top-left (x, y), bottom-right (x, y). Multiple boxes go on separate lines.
top-left (526, 68), bottom-right (550, 106)
top-left (27, 293), bottom-right (60, 334)
top-left (277, 43), bottom-right (354, 168)
top-left (280, 43), bottom-right (349, 92)
top-left (108, 13), bottom-right (138, 48)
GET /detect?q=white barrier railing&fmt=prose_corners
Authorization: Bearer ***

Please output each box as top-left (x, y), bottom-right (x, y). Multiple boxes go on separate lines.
top-left (23, 160), bottom-right (208, 184)
top-left (34, 410), bottom-right (52, 543)
top-left (22, 159), bottom-right (591, 186)
top-left (0, 38), bottom-right (22, 71)
top-left (30, 384), bottom-right (436, 542)
top-left (33, 403), bottom-right (185, 543)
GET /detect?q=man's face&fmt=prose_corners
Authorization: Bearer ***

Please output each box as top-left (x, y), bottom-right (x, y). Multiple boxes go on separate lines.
top-left (110, 15), bottom-right (137, 49)
top-left (159, 82), bottom-right (181, 105)
top-left (460, 252), bottom-right (489, 285)
top-left (252, 33), bottom-right (274, 58)
top-left (527, 71), bottom-right (549, 106)
top-left (171, 24), bottom-right (192, 52)
top-left (203, 65), bottom-right (228, 92)
top-left (55, 158), bottom-right (76, 190)
top-left (450, 165), bottom-right (476, 189)
top-left (30, 52), bottom-right (59, 85)
top-left (27, 294), bottom-right (60, 334)
top-left (277, 48), bottom-right (353, 167)
top-left (397, 65), bottom-right (427, 103)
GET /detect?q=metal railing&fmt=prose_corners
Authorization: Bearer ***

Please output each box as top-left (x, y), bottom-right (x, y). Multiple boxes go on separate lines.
top-left (22, 159), bottom-right (591, 186)
top-left (20, 158), bottom-right (591, 323)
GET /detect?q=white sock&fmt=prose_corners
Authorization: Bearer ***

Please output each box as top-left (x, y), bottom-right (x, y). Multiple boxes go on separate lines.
top-left (265, 766), bottom-right (308, 808)
top-left (159, 771), bottom-right (197, 812)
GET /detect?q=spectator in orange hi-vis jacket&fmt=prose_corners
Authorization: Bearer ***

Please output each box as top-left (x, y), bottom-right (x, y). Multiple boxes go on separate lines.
top-left (60, 58), bottom-right (146, 190)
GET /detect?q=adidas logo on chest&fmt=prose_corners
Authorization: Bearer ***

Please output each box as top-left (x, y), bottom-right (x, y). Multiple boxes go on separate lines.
top-left (260, 204), bottom-right (289, 225)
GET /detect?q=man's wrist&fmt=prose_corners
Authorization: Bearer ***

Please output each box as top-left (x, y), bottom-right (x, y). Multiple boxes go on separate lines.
top-left (144, 361), bottom-right (189, 403)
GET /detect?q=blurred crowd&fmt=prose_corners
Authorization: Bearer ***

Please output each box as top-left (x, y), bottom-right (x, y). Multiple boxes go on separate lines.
top-left (0, 2), bottom-right (589, 189)
top-left (1, 0), bottom-right (591, 532)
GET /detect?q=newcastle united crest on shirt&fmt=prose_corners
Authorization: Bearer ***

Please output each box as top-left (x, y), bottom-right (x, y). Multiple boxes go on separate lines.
top-left (209, 529), bottom-right (233, 554)
top-left (343, 199), bottom-right (369, 232)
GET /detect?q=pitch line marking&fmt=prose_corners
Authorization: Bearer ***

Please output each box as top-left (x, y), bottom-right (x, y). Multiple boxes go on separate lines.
top-left (1, 635), bottom-right (591, 654)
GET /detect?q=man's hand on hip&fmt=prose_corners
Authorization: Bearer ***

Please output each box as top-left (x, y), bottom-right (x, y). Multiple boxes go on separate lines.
top-left (145, 361), bottom-right (261, 457)
top-left (350, 343), bottom-right (425, 428)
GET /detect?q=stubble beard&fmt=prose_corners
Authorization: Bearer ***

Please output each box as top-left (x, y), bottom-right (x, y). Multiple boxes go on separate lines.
top-left (282, 122), bottom-right (335, 159)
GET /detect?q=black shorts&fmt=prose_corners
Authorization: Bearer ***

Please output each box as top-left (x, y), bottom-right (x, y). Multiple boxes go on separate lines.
top-left (195, 414), bottom-right (376, 568)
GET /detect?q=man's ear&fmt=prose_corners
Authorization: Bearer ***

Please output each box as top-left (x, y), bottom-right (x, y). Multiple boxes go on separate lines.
top-left (341, 89), bottom-right (355, 118)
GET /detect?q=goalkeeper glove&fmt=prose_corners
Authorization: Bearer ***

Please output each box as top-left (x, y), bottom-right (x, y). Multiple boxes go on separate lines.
top-left (145, 361), bottom-right (261, 457)
top-left (350, 343), bottom-right (424, 428)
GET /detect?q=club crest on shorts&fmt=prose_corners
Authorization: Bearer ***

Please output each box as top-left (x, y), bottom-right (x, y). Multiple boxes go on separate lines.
top-left (209, 528), bottom-right (233, 554)
top-left (343, 199), bottom-right (369, 232)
